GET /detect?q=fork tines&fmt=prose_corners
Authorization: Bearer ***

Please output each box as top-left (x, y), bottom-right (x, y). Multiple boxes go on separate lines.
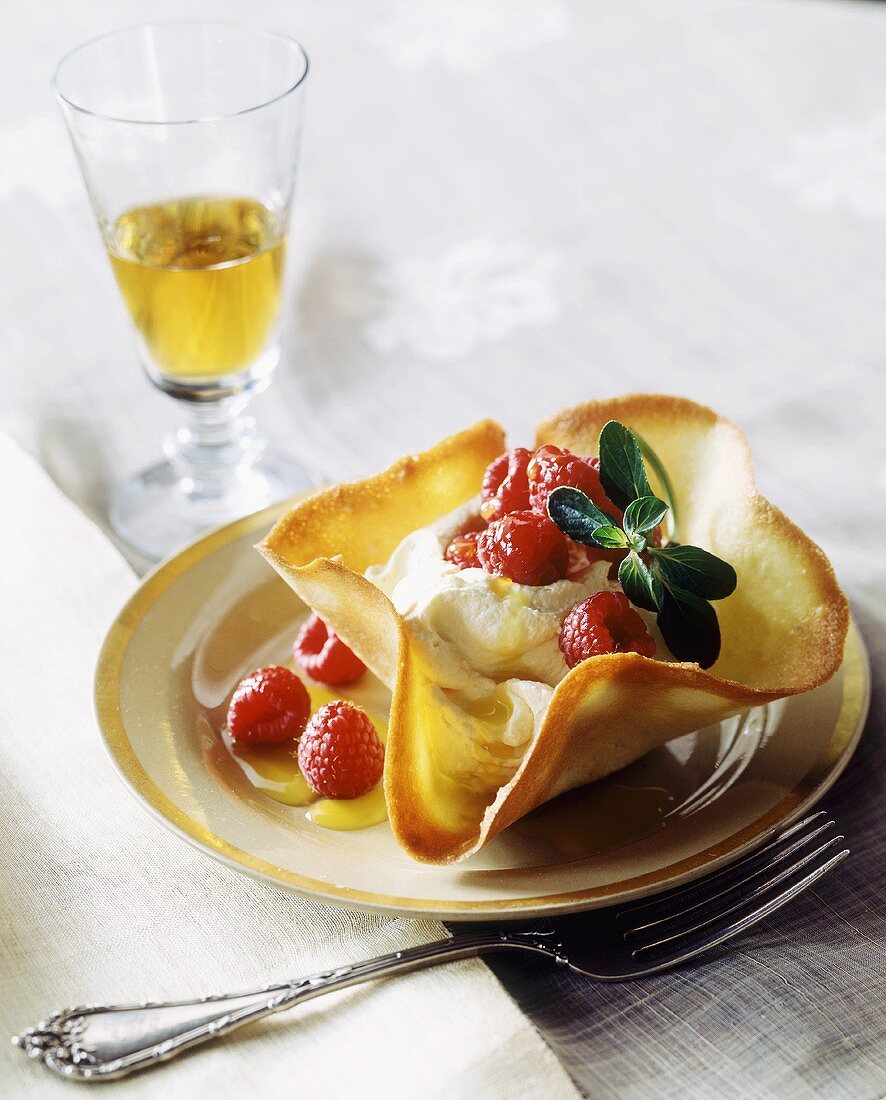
top-left (617, 813), bottom-right (848, 965)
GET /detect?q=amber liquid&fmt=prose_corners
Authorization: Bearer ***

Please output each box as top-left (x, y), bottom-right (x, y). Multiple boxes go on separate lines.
top-left (108, 196), bottom-right (285, 379)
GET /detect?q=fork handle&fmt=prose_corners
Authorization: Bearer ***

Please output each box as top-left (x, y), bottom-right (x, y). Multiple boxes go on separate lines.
top-left (13, 932), bottom-right (553, 1082)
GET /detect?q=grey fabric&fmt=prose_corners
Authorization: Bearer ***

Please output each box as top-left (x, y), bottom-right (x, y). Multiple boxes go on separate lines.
top-left (486, 391), bottom-right (886, 1099)
top-left (487, 605), bottom-right (885, 1100)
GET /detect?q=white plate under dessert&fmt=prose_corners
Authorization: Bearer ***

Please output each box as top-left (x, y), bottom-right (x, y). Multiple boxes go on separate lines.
top-left (95, 503), bottom-right (870, 920)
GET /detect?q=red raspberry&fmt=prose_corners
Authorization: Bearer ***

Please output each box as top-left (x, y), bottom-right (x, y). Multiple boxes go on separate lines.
top-left (444, 529), bottom-right (481, 570)
top-left (294, 614), bottom-right (366, 685)
top-left (298, 701), bottom-right (385, 799)
top-left (565, 541), bottom-right (623, 579)
top-left (226, 666), bottom-right (311, 746)
top-left (528, 446), bottom-right (624, 524)
top-left (481, 447), bottom-right (532, 522)
top-left (559, 591), bottom-right (656, 668)
top-left (477, 510), bottom-right (569, 586)
top-left (566, 540), bottom-right (593, 579)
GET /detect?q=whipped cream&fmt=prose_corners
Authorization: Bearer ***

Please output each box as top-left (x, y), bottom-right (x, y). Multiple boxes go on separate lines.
top-left (367, 500), bottom-right (615, 692)
top-left (365, 498), bottom-right (627, 793)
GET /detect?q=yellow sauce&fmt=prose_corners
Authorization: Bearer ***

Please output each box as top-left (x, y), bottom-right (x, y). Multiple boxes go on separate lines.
top-left (486, 577), bottom-right (532, 655)
top-left (464, 684), bottom-right (513, 729)
top-left (307, 785), bottom-right (388, 830)
top-left (223, 676), bottom-right (389, 830)
top-left (488, 576), bottom-right (514, 598)
top-left (225, 734), bottom-right (313, 806)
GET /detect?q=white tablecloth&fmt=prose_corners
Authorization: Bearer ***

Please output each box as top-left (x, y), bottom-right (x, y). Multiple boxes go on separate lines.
top-left (0, 436), bottom-right (578, 1099)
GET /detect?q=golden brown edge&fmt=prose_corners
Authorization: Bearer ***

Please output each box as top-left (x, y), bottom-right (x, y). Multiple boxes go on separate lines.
top-left (257, 395), bottom-right (849, 864)
top-left (437, 395), bottom-right (850, 862)
top-left (258, 419), bottom-right (508, 861)
top-left (536, 393), bottom-right (849, 697)
top-left (93, 491), bottom-right (868, 912)
top-left (260, 419), bottom-right (506, 575)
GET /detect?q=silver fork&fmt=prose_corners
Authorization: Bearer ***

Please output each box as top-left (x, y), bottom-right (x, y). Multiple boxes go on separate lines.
top-left (13, 812), bottom-right (846, 1083)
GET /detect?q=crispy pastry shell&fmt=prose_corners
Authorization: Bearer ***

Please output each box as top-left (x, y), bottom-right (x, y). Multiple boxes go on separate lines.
top-left (258, 397), bottom-right (848, 864)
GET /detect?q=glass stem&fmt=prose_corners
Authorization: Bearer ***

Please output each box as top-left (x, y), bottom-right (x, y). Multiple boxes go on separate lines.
top-left (164, 396), bottom-right (266, 500)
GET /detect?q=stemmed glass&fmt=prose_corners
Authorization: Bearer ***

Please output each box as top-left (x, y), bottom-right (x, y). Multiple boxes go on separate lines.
top-left (55, 22), bottom-right (312, 561)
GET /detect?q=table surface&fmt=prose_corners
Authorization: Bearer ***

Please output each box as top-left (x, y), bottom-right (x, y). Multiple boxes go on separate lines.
top-left (2, 1), bottom-right (884, 1097)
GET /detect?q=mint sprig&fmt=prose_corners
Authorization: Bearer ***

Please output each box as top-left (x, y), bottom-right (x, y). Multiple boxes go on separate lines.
top-left (546, 420), bottom-right (737, 668)
top-left (618, 550), bottom-right (662, 613)
top-left (623, 495), bottom-right (669, 541)
top-left (598, 421), bottom-right (654, 508)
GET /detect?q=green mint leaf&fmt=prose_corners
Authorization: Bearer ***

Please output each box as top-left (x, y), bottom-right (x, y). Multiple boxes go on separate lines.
top-left (651, 545), bottom-right (737, 601)
top-left (619, 551), bottom-right (662, 612)
top-left (657, 585), bottom-right (721, 668)
top-left (598, 421), bottom-right (653, 510)
top-left (546, 486), bottom-right (617, 546)
top-left (628, 532), bottom-right (647, 554)
top-left (623, 495), bottom-right (669, 538)
top-left (590, 525), bottom-right (630, 549)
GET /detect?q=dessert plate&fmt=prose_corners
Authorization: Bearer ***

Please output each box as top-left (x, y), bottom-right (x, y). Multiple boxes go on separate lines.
top-left (95, 503), bottom-right (870, 920)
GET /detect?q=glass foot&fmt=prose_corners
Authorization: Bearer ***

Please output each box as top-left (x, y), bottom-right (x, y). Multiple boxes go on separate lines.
top-left (109, 449), bottom-right (318, 562)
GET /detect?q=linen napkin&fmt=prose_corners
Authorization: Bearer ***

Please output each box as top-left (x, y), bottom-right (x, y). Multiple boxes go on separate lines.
top-left (0, 434), bottom-right (579, 1099)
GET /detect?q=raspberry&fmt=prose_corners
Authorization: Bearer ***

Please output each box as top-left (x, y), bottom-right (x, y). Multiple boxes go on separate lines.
top-left (298, 701), bottom-right (385, 799)
top-left (481, 447), bottom-right (532, 522)
top-left (477, 510), bottom-right (569, 586)
top-left (528, 446), bottom-right (624, 525)
top-left (294, 614), bottom-right (366, 685)
top-left (566, 540), bottom-right (593, 579)
top-left (444, 529), bottom-right (481, 570)
top-left (559, 591), bottom-right (656, 668)
top-left (565, 541), bottom-right (623, 578)
top-left (226, 666), bottom-right (311, 745)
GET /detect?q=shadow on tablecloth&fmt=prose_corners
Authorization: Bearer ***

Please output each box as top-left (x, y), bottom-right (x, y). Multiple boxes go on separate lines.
top-left (483, 601), bottom-right (885, 1100)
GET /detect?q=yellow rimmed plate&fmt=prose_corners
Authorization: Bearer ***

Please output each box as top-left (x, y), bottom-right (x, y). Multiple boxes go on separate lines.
top-left (95, 503), bottom-right (870, 920)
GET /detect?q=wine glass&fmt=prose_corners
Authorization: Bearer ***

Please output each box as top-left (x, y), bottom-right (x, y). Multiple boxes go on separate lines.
top-left (54, 22), bottom-right (312, 561)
